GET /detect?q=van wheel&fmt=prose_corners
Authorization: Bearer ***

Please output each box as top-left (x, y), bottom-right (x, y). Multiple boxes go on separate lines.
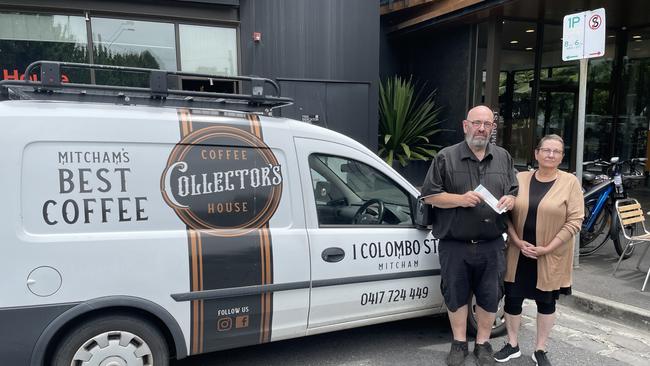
top-left (467, 294), bottom-right (507, 337)
top-left (52, 314), bottom-right (169, 366)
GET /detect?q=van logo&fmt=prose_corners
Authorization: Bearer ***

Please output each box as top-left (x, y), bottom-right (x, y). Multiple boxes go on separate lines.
top-left (161, 126), bottom-right (282, 236)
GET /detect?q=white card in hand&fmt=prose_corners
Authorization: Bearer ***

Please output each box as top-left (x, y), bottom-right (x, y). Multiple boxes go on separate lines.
top-left (474, 184), bottom-right (506, 214)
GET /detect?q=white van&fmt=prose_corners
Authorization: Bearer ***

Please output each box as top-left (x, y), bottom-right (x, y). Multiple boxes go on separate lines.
top-left (0, 61), bottom-right (503, 366)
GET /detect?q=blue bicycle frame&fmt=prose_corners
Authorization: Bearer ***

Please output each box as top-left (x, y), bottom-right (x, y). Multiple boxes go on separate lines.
top-left (580, 157), bottom-right (634, 257)
top-left (583, 181), bottom-right (614, 232)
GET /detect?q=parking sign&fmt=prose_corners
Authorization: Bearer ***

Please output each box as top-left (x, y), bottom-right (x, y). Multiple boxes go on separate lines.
top-left (562, 8), bottom-right (606, 61)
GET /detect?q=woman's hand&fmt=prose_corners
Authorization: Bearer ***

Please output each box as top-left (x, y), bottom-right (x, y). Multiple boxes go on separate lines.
top-left (513, 238), bottom-right (529, 250)
top-left (519, 240), bottom-right (538, 259)
top-left (529, 245), bottom-right (551, 257)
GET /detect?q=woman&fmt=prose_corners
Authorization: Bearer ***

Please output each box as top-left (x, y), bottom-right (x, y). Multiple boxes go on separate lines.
top-left (494, 134), bottom-right (584, 366)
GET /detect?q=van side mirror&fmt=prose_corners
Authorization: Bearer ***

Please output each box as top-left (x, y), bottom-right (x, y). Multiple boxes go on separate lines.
top-left (414, 197), bottom-right (433, 229)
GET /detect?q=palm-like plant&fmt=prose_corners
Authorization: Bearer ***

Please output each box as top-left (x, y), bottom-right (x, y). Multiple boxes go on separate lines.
top-left (378, 75), bottom-right (444, 167)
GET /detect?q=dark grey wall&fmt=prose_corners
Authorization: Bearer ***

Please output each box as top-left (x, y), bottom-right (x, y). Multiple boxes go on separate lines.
top-left (240, 0), bottom-right (380, 150)
top-left (379, 22), bottom-right (400, 81)
top-left (380, 24), bottom-right (474, 185)
top-left (397, 25), bottom-right (473, 142)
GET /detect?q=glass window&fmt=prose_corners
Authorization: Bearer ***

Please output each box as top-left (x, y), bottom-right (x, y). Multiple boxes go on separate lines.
top-left (617, 28), bottom-right (650, 160)
top-left (0, 12), bottom-right (89, 82)
top-left (472, 22), bottom-right (488, 105)
top-left (536, 24), bottom-right (581, 169)
top-left (584, 43), bottom-right (616, 162)
top-left (497, 20), bottom-right (537, 166)
top-left (91, 17), bottom-right (176, 86)
top-left (308, 154), bottom-right (413, 227)
top-left (538, 25), bottom-right (617, 167)
top-left (179, 24), bottom-right (237, 76)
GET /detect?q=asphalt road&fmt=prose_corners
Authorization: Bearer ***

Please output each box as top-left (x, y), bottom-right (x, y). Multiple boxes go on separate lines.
top-left (172, 301), bottom-right (650, 366)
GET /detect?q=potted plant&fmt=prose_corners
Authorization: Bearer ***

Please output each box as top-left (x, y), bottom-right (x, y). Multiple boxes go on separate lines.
top-left (378, 75), bottom-right (444, 168)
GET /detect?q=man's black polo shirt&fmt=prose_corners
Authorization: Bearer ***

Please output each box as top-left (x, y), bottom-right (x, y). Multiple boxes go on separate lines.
top-left (421, 141), bottom-right (518, 241)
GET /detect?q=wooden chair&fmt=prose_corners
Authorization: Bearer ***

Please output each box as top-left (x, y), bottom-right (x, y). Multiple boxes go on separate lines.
top-left (614, 198), bottom-right (650, 291)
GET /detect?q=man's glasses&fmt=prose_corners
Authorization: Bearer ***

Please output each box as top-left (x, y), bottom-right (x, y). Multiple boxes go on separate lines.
top-left (466, 120), bottom-right (496, 129)
top-left (538, 148), bottom-right (564, 156)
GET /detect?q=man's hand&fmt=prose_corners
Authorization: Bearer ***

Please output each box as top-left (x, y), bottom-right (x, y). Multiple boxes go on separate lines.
top-left (497, 194), bottom-right (516, 212)
top-left (458, 191), bottom-right (484, 207)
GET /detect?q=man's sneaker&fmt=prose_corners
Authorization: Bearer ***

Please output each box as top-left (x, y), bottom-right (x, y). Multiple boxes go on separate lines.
top-left (494, 343), bottom-right (521, 362)
top-left (473, 342), bottom-right (496, 366)
top-left (446, 340), bottom-right (469, 366)
top-left (532, 350), bottom-right (552, 366)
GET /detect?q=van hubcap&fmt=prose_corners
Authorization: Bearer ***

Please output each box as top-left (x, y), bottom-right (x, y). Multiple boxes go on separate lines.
top-left (71, 331), bottom-right (153, 366)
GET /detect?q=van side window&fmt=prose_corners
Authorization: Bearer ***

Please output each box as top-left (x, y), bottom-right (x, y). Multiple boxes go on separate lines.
top-left (308, 154), bottom-right (413, 227)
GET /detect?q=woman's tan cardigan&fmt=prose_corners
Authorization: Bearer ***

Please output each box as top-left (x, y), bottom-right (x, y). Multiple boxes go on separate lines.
top-left (505, 170), bottom-right (585, 291)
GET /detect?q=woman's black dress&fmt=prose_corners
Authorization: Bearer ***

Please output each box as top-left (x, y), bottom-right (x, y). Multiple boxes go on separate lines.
top-left (505, 173), bottom-right (571, 302)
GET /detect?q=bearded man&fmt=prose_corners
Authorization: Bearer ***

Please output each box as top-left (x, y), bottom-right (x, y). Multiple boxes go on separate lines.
top-left (421, 105), bottom-right (518, 366)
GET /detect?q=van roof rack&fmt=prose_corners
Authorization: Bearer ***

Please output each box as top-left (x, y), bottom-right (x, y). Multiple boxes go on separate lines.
top-left (0, 61), bottom-right (293, 115)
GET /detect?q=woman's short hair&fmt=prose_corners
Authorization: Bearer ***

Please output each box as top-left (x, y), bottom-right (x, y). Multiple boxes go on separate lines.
top-left (536, 134), bottom-right (564, 150)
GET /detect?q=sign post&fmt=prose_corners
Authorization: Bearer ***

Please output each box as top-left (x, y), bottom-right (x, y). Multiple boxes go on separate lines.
top-left (563, 8), bottom-right (606, 267)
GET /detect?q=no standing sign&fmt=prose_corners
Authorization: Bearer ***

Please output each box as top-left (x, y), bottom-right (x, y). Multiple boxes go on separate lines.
top-left (562, 8), bottom-right (606, 61)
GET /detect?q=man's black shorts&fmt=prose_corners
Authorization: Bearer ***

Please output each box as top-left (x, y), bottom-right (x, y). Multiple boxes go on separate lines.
top-left (438, 237), bottom-right (506, 313)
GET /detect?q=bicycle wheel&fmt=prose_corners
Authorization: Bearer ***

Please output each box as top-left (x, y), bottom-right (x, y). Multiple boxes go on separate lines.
top-left (580, 200), bottom-right (612, 256)
top-left (613, 222), bottom-right (636, 259)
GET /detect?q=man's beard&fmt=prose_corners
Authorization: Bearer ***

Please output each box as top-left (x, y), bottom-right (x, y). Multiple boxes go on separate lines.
top-left (466, 134), bottom-right (488, 149)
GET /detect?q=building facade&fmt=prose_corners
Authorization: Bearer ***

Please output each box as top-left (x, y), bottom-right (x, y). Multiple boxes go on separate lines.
top-left (382, 0), bottom-right (650, 178)
top-left (0, 0), bottom-right (380, 150)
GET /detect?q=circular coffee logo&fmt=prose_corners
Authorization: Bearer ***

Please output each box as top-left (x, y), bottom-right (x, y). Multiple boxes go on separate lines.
top-left (161, 126), bottom-right (282, 236)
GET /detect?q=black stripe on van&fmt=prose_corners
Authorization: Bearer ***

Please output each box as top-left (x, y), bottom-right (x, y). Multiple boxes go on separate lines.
top-left (170, 109), bottom-right (277, 353)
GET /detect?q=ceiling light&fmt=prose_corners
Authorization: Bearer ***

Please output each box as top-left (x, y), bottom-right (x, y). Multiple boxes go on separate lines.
top-left (633, 35), bottom-right (642, 39)
top-left (510, 40), bottom-right (519, 44)
top-left (635, 39), bottom-right (643, 42)
top-left (608, 35), bottom-right (615, 38)
top-left (525, 29), bottom-right (535, 33)
top-left (526, 47), bottom-right (533, 51)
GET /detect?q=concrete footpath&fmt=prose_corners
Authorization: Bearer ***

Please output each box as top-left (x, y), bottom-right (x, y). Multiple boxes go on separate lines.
top-left (559, 185), bottom-right (650, 332)
top-left (563, 240), bottom-right (650, 332)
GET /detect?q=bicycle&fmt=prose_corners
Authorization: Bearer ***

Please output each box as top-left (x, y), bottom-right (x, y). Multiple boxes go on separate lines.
top-left (580, 157), bottom-right (645, 258)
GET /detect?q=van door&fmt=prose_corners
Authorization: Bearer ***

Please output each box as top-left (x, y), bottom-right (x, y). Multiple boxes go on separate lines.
top-left (294, 137), bottom-right (442, 329)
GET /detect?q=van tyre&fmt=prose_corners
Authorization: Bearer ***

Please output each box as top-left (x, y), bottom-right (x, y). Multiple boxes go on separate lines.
top-left (52, 314), bottom-right (169, 366)
top-left (467, 294), bottom-right (507, 337)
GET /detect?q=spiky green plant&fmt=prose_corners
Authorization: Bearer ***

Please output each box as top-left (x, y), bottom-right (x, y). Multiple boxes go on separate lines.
top-left (378, 75), bottom-right (444, 167)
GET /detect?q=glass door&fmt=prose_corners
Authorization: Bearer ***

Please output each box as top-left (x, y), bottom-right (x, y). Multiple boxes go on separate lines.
top-left (617, 27), bottom-right (650, 161)
top-left (537, 66), bottom-right (578, 169)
